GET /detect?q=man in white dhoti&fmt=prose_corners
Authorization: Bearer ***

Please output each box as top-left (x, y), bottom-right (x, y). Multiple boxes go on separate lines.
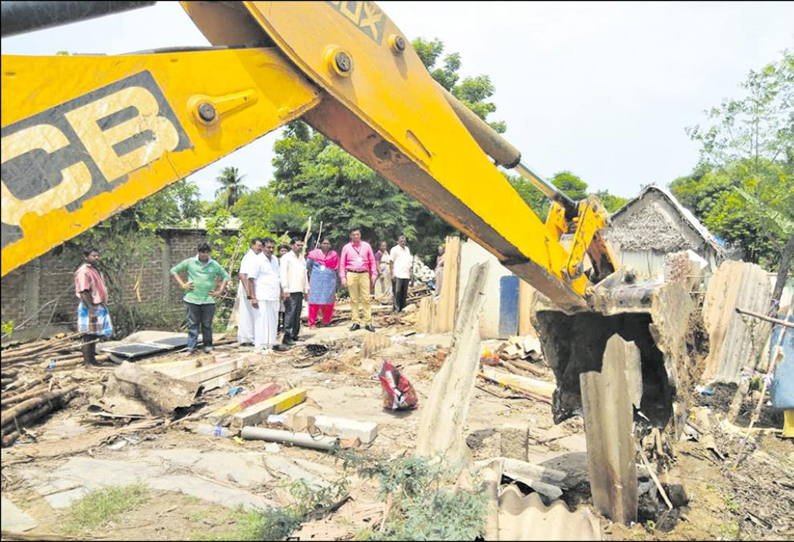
top-left (237, 238), bottom-right (263, 345)
top-left (249, 237), bottom-right (281, 351)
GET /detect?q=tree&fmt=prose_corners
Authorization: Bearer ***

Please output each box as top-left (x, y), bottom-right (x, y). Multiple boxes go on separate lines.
top-left (412, 37), bottom-right (506, 133)
top-left (214, 166), bottom-right (249, 209)
top-left (232, 186), bottom-right (309, 235)
top-left (672, 48), bottom-right (794, 269)
top-left (270, 35), bottom-right (516, 264)
top-left (592, 190), bottom-right (629, 213)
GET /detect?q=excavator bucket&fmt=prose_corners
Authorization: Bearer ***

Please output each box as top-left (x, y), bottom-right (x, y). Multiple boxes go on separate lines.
top-left (531, 269), bottom-right (696, 429)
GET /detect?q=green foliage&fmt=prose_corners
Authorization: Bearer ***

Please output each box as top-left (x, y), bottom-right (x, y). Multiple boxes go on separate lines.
top-left (335, 451), bottom-right (488, 541)
top-left (1, 320), bottom-right (13, 338)
top-left (232, 186), bottom-right (309, 235)
top-left (592, 190), bottom-right (629, 212)
top-left (672, 48), bottom-right (794, 268)
top-left (61, 484), bottom-right (149, 536)
top-left (411, 37), bottom-right (506, 133)
top-left (214, 166), bottom-right (249, 209)
top-left (271, 123), bottom-right (454, 264)
top-left (550, 171), bottom-right (589, 201)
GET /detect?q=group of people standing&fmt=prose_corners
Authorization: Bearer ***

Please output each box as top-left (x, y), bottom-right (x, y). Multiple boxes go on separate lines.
top-left (71, 227), bottom-right (429, 365)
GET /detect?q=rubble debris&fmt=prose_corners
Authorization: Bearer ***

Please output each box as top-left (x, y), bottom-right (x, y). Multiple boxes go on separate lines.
top-left (113, 362), bottom-right (199, 417)
top-left (479, 367), bottom-right (555, 400)
top-left (1, 496), bottom-right (39, 532)
top-left (579, 334), bottom-right (639, 525)
top-left (206, 382), bottom-right (280, 425)
top-left (362, 332), bottom-right (390, 358)
top-left (241, 427), bottom-right (338, 450)
top-left (231, 388), bottom-right (307, 429)
top-left (1, 386), bottom-right (78, 447)
top-left (415, 262), bottom-right (489, 461)
top-left (500, 423), bottom-right (529, 461)
top-left (313, 415), bottom-right (378, 444)
top-left (702, 260), bottom-right (773, 383)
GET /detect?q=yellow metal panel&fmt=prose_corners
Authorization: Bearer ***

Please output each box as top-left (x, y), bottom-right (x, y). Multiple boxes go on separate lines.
top-left (238, 2), bottom-right (585, 304)
top-left (1, 48), bottom-right (320, 276)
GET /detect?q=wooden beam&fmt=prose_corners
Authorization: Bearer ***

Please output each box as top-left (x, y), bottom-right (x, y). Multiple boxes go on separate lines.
top-left (415, 261), bottom-right (489, 462)
top-left (436, 236), bottom-right (461, 333)
top-left (579, 334), bottom-right (639, 524)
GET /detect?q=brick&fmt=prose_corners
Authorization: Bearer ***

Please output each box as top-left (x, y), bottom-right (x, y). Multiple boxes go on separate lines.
top-left (207, 383), bottom-right (280, 425)
top-left (313, 415), bottom-right (378, 444)
top-left (231, 388), bottom-right (307, 429)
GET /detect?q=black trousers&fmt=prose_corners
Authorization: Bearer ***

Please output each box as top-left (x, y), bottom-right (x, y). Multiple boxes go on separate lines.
top-left (283, 292), bottom-right (304, 341)
top-left (185, 302), bottom-right (215, 351)
top-left (393, 278), bottom-right (410, 312)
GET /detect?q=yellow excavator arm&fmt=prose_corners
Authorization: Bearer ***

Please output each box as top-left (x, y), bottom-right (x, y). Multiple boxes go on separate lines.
top-left (1, 0), bottom-right (615, 311)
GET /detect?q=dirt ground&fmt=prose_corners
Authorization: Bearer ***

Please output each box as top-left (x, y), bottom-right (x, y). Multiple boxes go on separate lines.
top-left (1, 312), bottom-right (792, 541)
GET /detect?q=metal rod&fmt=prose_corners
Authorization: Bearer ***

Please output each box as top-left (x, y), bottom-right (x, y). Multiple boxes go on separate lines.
top-left (1, 1), bottom-right (156, 38)
top-left (735, 307), bottom-right (794, 329)
top-left (514, 161), bottom-right (577, 214)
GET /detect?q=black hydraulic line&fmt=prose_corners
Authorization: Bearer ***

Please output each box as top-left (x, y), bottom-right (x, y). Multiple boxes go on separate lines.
top-left (1, 1), bottom-right (156, 38)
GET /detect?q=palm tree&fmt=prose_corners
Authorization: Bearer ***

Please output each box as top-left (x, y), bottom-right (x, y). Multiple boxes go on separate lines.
top-left (214, 167), bottom-right (248, 208)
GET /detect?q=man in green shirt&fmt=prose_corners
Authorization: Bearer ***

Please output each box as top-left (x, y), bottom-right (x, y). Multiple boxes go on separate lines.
top-left (170, 243), bottom-right (230, 353)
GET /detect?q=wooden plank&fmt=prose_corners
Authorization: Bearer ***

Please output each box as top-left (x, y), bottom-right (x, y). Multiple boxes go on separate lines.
top-left (231, 388), bottom-right (307, 429)
top-left (436, 236), bottom-right (461, 333)
top-left (517, 280), bottom-right (537, 337)
top-left (415, 261), bottom-right (489, 461)
top-left (180, 358), bottom-right (248, 383)
top-left (579, 334), bottom-right (639, 525)
top-left (416, 296), bottom-right (436, 334)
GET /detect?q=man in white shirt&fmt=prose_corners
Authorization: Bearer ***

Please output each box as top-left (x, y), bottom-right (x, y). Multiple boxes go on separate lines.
top-left (389, 234), bottom-right (413, 313)
top-left (280, 237), bottom-right (308, 346)
top-left (249, 237), bottom-right (281, 351)
top-left (237, 238), bottom-right (263, 346)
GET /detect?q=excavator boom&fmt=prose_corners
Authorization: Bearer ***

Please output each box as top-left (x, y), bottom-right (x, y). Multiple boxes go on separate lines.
top-left (1, 1), bottom-right (690, 429)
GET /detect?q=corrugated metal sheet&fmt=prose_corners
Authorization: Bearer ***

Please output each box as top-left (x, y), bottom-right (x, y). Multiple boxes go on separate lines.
top-left (497, 485), bottom-right (602, 541)
top-left (702, 260), bottom-right (772, 383)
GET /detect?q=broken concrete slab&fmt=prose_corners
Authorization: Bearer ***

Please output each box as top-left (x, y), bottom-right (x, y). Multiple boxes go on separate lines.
top-left (1, 496), bottom-right (38, 532)
top-left (32, 453), bottom-right (276, 511)
top-left (313, 415), bottom-right (378, 444)
top-left (702, 260), bottom-right (773, 383)
top-left (143, 449), bottom-right (274, 487)
top-left (580, 334), bottom-right (639, 525)
top-left (263, 456), bottom-right (329, 489)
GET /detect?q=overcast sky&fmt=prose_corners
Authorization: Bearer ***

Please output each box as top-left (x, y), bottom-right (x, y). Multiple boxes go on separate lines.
top-left (3, 1), bottom-right (792, 201)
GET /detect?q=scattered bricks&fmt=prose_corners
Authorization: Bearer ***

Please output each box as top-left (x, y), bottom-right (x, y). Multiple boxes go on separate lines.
top-left (313, 415), bottom-right (378, 444)
top-left (500, 422), bottom-right (529, 461)
top-left (232, 388), bottom-right (307, 429)
top-left (436, 349), bottom-right (448, 362)
top-left (207, 383), bottom-right (280, 425)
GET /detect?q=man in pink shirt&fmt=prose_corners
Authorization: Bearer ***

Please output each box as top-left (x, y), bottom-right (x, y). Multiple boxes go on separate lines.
top-left (74, 247), bottom-right (112, 365)
top-left (339, 226), bottom-right (378, 332)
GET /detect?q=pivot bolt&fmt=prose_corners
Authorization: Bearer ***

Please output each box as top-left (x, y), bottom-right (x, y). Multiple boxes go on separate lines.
top-left (389, 34), bottom-right (406, 53)
top-left (198, 102), bottom-right (216, 122)
top-left (335, 51), bottom-right (352, 73)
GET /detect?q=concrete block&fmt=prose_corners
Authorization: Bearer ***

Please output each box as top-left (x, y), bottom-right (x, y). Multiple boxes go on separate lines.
top-left (314, 415), bottom-right (378, 444)
top-left (207, 383), bottom-right (280, 425)
top-left (232, 388), bottom-right (306, 429)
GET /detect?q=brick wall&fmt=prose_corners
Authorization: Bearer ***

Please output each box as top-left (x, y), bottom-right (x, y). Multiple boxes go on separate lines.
top-left (1, 228), bottom-right (236, 331)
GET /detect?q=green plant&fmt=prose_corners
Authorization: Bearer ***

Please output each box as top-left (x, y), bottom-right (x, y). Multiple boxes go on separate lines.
top-left (61, 483), bottom-right (149, 536)
top-left (334, 451), bottom-right (488, 541)
top-left (1, 320), bottom-right (14, 337)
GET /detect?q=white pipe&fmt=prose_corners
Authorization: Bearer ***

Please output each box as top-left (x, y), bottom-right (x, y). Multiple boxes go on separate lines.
top-left (241, 427), bottom-right (338, 450)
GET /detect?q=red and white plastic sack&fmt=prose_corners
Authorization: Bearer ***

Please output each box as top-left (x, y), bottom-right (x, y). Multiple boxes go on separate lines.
top-left (378, 360), bottom-right (418, 410)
